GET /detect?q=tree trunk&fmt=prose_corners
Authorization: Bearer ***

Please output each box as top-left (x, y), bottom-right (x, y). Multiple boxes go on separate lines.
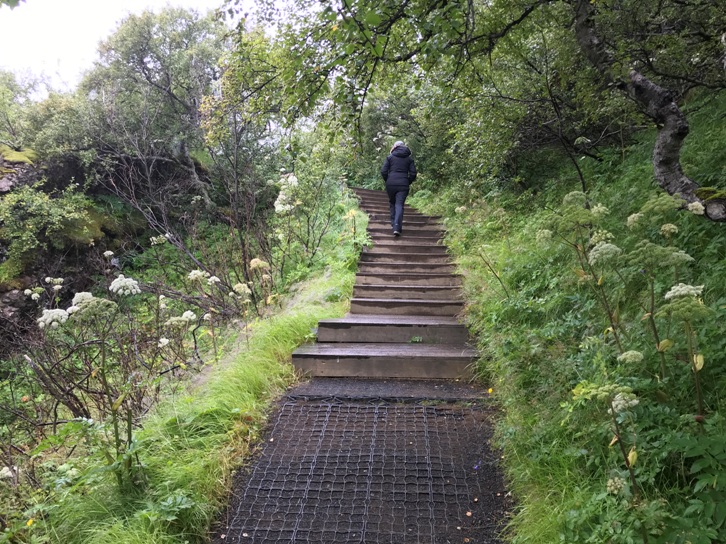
top-left (572, 0), bottom-right (726, 221)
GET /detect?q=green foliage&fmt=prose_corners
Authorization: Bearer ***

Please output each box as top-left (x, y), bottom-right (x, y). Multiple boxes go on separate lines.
top-left (412, 94), bottom-right (726, 542)
top-left (0, 182), bottom-right (93, 284)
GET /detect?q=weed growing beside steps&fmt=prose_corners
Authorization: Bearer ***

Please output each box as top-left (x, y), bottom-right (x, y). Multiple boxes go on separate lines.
top-left (409, 96), bottom-right (726, 543)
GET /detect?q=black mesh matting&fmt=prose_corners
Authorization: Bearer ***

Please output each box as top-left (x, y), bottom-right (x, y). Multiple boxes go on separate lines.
top-left (215, 399), bottom-right (508, 543)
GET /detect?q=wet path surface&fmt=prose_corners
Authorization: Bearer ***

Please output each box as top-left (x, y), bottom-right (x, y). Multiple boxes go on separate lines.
top-left (211, 379), bottom-right (510, 544)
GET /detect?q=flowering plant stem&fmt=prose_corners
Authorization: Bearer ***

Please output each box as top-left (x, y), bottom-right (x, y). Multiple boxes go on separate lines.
top-left (684, 321), bottom-right (704, 417)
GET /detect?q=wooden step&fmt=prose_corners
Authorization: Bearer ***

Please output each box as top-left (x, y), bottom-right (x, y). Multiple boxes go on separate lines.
top-left (360, 251), bottom-right (451, 264)
top-left (316, 314), bottom-right (470, 344)
top-left (292, 343), bottom-right (475, 379)
top-left (353, 284), bottom-right (461, 300)
top-left (355, 272), bottom-right (462, 286)
top-left (368, 242), bottom-right (449, 254)
top-left (350, 297), bottom-right (463, 316)
top-left (357, 262), bottom-right (456, 274)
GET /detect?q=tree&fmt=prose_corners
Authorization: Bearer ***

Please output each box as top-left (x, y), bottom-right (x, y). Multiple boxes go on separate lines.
top-left (247, 0), bottom-right (726, 219)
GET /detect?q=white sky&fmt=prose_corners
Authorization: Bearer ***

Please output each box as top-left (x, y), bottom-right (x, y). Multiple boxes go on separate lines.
top-left (0, 0), bottom-right (230, 90)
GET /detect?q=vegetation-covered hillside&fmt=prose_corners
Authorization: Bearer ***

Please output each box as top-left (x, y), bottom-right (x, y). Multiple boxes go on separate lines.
top-left (1, 0), bottom-right (725, 542)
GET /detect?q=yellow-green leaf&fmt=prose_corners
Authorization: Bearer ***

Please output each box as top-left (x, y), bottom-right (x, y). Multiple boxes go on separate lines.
top-left (694, 354), bottom-right (704, 372)
top-left (657, 339), bottom-right (674, 352)
top-left (628, 447), bottom-right (638, 467)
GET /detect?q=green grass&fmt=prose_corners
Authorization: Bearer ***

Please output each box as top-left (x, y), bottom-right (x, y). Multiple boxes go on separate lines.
top-left (38, 268), bottom-right (353, 544)
top-left (411, 92), bottom-right (726, 543)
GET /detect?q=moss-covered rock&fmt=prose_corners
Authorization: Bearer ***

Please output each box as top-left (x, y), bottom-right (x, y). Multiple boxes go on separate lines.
top-left (0, 145), bottom-right (37, 164)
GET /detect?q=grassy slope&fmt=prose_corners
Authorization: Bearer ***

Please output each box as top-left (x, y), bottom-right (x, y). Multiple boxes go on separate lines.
top-left (410, 92), bottom-right (726, 542)
top-left (37, 266), bottom-right (355, 544)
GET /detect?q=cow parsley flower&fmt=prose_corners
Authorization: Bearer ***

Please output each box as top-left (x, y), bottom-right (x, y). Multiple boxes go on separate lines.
top-left (609, 392), bottom-right (639, 414)
top-left (164, 310), bottom-right (197, 328)
top-left (626, 213), bottom-right (643, 228)
top-left (590, 229), bottom-right (614, 246)
top-left (591, 204), bottom-right (609, 218)
top-left (250, 258), bottom-right (270, 271)
top-left (535, 229), bottom-right (552, 243)
top-left (150, 235), bottom-right (167, 246)
top-left (664, 283), bottom-right (704, 300)
top-left (588, 242), bottom-right (622, 266)
top-left (660, 223), bottom-right (678, 237)
top-left (233, 283), bottom-right (252, 296)
top-left (109, 275), bottom-right (141, 296)
top-left (24, 289), bottom-right (32, 296)
top-left (606, 477), bottom-right (626, 495)
top-left (687, 201), bottom-right (705, 215)
top-left (158, 338), bottom-right (170, 348)
top-left (207, 275), bottom-right (221, 285)
top-left (103, 251), bottom-right (114, 258)
top-left (188, 269), bottom-right (210, 282)
top-left (617, 350), bottom-right (644, 364)
top-left (72, 292), bottom-right (94, 306)
top-left (37, 309), bottom-right (69, 329)
top-left (31, 293), bottom-right (40, 301)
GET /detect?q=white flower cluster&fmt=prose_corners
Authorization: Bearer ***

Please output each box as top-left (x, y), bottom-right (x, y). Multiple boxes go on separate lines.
top-left (591, 204), bottom-right (609, 218)
top-left (274, 174), bottom-right (300, 214)
top-left (626, 213), bottom-right (643, 228)
top-left (454, 205), bottom-right (467, 214)
top-left (37, 309), bottom-right (69, 329)
top-left (250, 258), bottom-right (270, 271)
top-left (588, 242), bottom-right (622, 266)
top-left (109, 275), bottom-right (141, 296)
top-left (103, 250), bottom-right (114, 258)
top-left (0, 466), bottom-right (17, 479)
top-left (609, 392), bottom-right (639, 415)
top-left (164, 310), bottom-right (197, 328)
top-left (617, 350), bottom-right (644, 364)
top-left (590, 229), bottom-right (614, 246)
top-left (188, 269), bottom-right (210, 282)
top-left (150, 235), bottom-right (167, 246)
top-left (664, 283), bottom-right (704, 300)
top-left (158, 337), bottom-right (170, 348)
top-left (24, 288), bottom-right (41, 301)
top-left (687, 201), bottom-right (705, 215)
top-left (535, 229), bottom-right (552, 243)
top-left (45, 277), bottom-right (64, 286)
top-left (660, 223), bottom-right (678, 237)
top-left (158, 294), bottom-right (167, 309)
top-left (67, 292), bottom-right (96, 314)
top-left (207, 275), bottom-right (221, 286)
top-left (606, 477), bottom-right (626, 495)
top-left (233, 282), bottom-right (252, 296)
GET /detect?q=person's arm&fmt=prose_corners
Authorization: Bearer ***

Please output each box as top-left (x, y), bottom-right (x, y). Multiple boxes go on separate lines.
top-left (381, 156), bottom-right (390, 181)
top-left (408, 157), bottom-right (417, 183)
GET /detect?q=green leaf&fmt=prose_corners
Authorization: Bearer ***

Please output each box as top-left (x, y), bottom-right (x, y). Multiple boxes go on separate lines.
top-left (364, 11), bottom-right (382, 26)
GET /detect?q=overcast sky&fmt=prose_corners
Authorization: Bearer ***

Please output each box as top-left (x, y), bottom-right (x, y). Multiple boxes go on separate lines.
top-left (0, 0), bottom-right (229, 90)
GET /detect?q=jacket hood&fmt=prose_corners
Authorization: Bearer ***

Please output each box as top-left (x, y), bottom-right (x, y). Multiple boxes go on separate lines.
top-left (391, 146), bottom-right (411, 158)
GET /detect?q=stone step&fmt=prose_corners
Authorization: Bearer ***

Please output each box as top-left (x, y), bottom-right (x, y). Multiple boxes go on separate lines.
top-left (292, 343), bottom-right (475, 379)
top-left (350, 297), bottom-right (463, 316)
top-left (357, 262), bottom-right (456, 274)
top-left (353, 284), bottom-right (461, 300)
top-left (316, 314), bottom-right (470, 344)
top-left (360, 251), bottom-right (451, 264)
top-left (356, 272), bottom-right (462, 286)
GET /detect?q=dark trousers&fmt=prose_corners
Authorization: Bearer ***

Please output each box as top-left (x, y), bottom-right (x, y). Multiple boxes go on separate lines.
top-left (386, 186), bottom-right (409, 233)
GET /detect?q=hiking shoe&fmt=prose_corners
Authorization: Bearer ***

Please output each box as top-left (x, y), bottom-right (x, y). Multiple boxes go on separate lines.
top-left (393, 230), bottom-right (401, 236)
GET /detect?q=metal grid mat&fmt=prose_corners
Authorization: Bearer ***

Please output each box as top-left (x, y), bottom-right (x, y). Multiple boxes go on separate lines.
top-left (216, 399), bottom-right (508, 544)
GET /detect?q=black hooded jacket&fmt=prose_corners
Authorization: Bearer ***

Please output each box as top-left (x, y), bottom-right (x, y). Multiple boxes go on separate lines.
top-left (381, 145), bottom-right (417, 188)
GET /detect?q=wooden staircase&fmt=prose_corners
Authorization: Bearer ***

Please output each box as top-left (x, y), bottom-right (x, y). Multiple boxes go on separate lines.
top-left (292, 187), bottom-right (476, 379)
